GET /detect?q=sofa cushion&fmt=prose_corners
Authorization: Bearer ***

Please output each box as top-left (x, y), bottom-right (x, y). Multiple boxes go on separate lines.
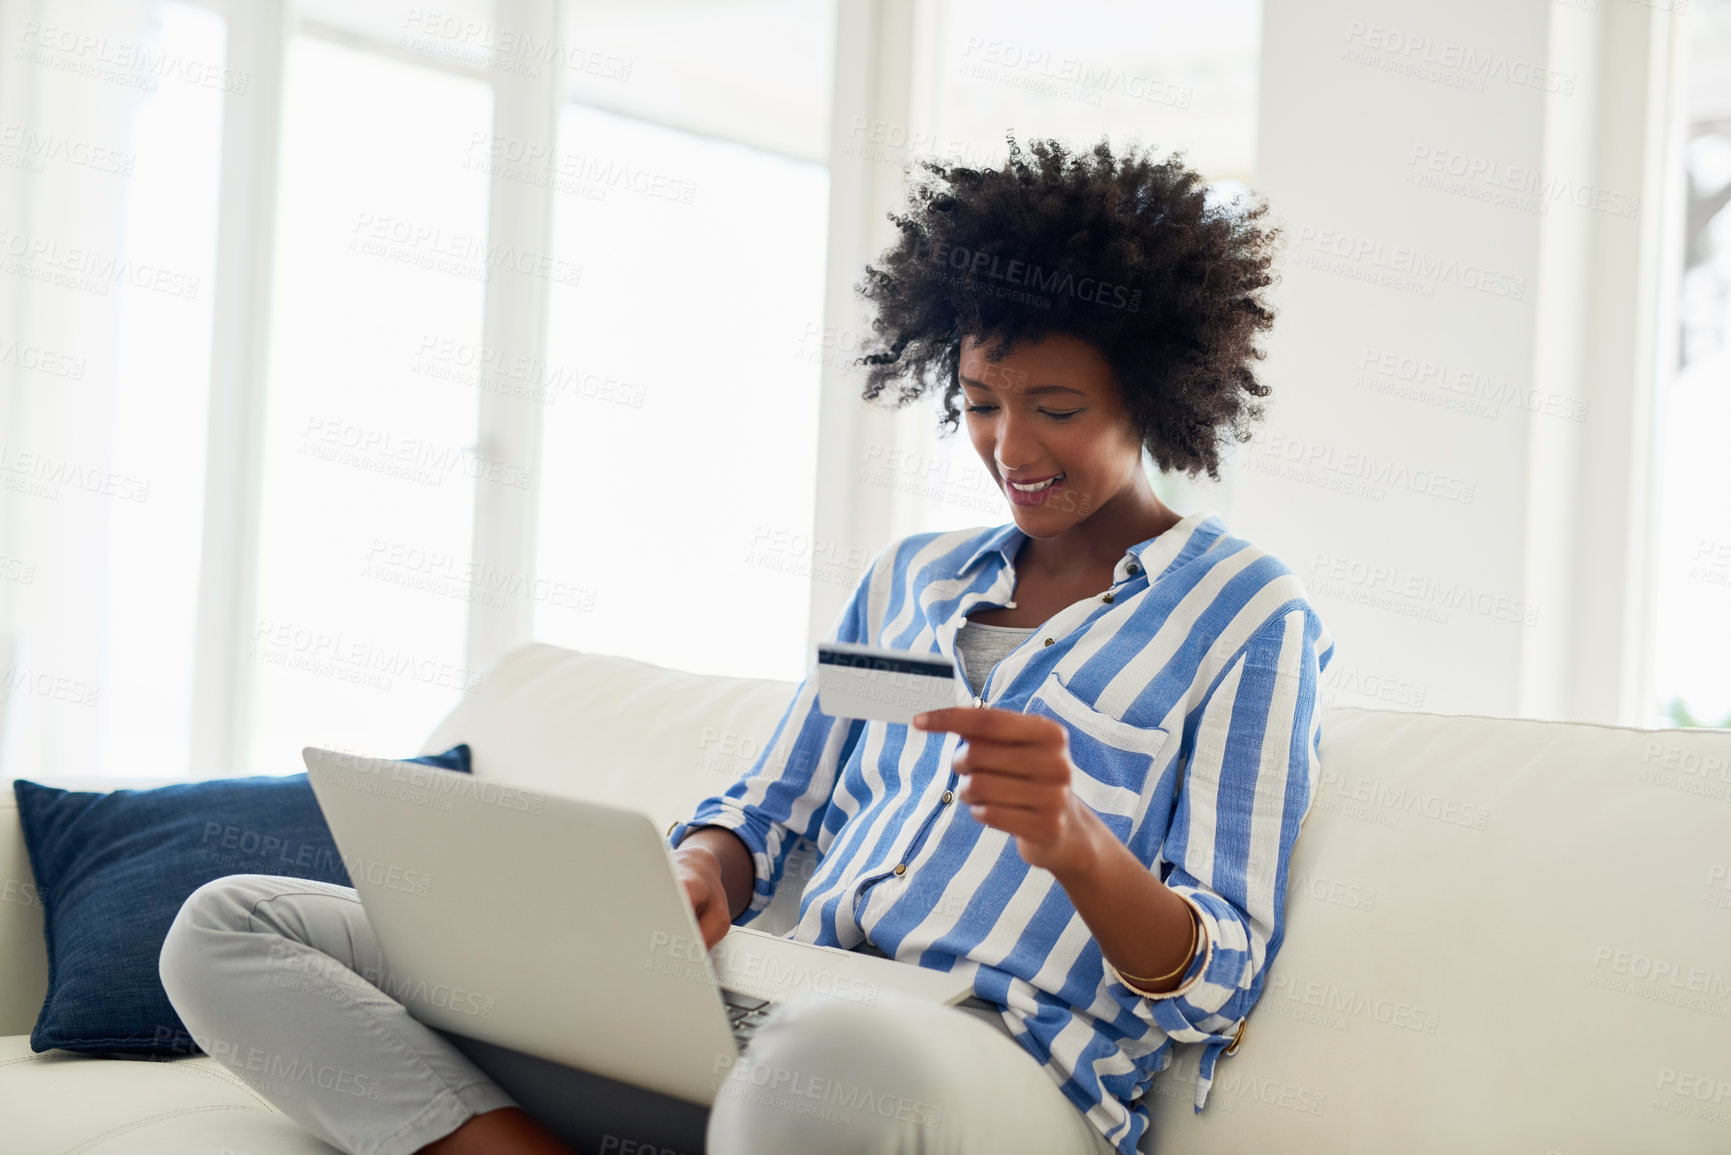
top-left (13, 747), bottom-right (470, 1055)
top-left (0, 1034), bottom-right (338, 1153)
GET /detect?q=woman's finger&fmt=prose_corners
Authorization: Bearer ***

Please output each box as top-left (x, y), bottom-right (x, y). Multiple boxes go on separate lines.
top-left (953, 741), bottom-right (1069, 783)
top-left (967, 804), bottom-right (1056, 842)
top-left (958, 772), bottom-right (1050, 810)
top-left (916, 707), bottom-right (1064, 748)
top-left (696, 889), bottom-right (730, 950)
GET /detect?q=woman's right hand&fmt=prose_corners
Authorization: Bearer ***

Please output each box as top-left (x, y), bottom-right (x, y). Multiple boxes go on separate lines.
top-left (672, 846), bottom-right (734, 950)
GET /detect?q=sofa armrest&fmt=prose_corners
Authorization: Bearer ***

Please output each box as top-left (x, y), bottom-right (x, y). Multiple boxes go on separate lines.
top-left (0, 790), bottom-right (48, 1036)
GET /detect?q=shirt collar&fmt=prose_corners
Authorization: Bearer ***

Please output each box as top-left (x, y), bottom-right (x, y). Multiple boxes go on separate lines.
top-left (1124, 507), bottom-right (1226, 583)
top-left (959, 508), bottom-right (1226, 584)
top-left (957, 521), bottom-right (1027, 577)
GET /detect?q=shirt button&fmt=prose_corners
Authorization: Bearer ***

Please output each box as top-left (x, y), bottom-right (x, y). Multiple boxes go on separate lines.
top-left (1128, 562), bottom-right (1140, 574)
top-left (893, 863), bottom-right (907, 876)
top-left (942, 790), bottom-right (954, 804)
top-left (1043, 637), bottom-right (1054, 646)
top-left (1102, 592), bottom-right (1115, 603)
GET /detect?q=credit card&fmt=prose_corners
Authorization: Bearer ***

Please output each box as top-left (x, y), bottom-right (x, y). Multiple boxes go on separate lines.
top-left (814, 641), bottom-right (960, 725)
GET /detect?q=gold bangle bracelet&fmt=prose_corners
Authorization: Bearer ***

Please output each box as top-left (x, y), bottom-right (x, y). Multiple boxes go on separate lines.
top-left (1111, 902), bottom-right (1199, 988)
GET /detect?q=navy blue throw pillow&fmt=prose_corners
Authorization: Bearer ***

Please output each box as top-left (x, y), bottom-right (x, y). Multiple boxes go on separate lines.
top-left (13, 745), bottom-right (471, 1055)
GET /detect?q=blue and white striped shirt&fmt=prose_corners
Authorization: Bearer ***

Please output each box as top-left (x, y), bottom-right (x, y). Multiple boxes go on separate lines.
top-left (669, 508), bottom-right (1334, 1154)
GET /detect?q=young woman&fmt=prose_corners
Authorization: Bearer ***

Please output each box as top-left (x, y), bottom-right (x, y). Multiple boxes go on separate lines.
top-left (161, 134), bottom-right (1332, 1155)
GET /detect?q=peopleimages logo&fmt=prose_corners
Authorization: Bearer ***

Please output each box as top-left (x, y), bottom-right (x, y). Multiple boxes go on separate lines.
top-left (0, 665), bottom-right (101, 707)
top-left (1318, 662), bottom-right (1426, 709)
top-left (1406, 145), bottom-right (1640, 219)
top-left (1247, 433), bottom-right (1477, 505)
top-left (1355, 345), bottom-right (1589, 423)
top-left (250, 620), bottom-right (485, 696)
top-left (956, 37), bottom-right (1193, 109)
top-left (154, 1028), bottom-right (381, 1099)
top-left (1292, 226), bottom-right (1527, 300)
top-left (713, 1055), bottom-right (942, 1128)
top-left (1313, 763), bottom-right (1491, 831)
top-left (1342, 21), bottom-right (1576, 95)
top-left (909, 238), bottom-right (1142, 312)
top-left (463, 132), bottom-right (696, 205)
top-left (311, 749), bottom-right (547, 816)
top-left (397, 8), bottom-right (633, 82)
top-left (15, 21), bottom-right (251, 93)
top-left (0, 444), bottom-right (150, 503)
top-left (1266, 972), bottom-right (1441, 1034)
top-left (0, 335), bottom-right (87, 380)
top-left (299, 417), bottom-right (534, 489)
top-left (0, 123), bottom-right (134, 176)
top-left (1309, 551), bottom-right (1540, 627)
top-left (346, 212), bottom-right (582, 287)
top-left (1590, 946), bottom-right (1731, 1003)
top-left (0, 226), bottom-right (200, 300)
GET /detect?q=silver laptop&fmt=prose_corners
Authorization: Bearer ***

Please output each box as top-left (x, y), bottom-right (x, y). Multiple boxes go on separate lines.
top-left (301, 746), bottom-right (976, 1105)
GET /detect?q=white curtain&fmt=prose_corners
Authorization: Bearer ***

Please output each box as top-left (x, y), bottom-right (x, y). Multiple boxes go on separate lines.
top-left (0, 0), bottom-right (225, 776)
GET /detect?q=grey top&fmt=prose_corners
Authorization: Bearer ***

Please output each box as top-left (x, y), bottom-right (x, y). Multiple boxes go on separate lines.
top-left (955, 618), bottom-right (1040, 698)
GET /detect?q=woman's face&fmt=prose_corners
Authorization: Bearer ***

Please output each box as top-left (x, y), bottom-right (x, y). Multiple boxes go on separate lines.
top-left (957, 332), bottom-right (1148, 536)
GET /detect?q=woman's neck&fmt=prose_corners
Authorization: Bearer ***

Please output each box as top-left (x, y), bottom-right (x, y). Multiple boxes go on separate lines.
top-left (1015, 488), bottom-right (1182, 581)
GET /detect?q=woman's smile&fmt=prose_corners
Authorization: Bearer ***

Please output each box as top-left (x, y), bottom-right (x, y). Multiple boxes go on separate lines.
top-left (1004, 472), bottom-right (1066, 503)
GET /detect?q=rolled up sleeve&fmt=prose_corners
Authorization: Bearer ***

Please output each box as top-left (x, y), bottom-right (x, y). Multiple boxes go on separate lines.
top-left (1109, 604), bottom-right (1329, 1105)
top-left (667, 546), bottom-right (886, 921)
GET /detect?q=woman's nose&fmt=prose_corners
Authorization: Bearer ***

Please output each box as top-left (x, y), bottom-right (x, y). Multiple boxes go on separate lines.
top-left (993, 411), bottom-right (1041, 472)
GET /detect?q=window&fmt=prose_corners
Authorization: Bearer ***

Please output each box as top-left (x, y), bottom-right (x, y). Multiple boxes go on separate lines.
top-left (886, 0), bottom-right (1264, 543)
top-left (2, 0), bottom-right (1702, 780)
top-left (531, 1), bottom-right (836, 682)
top-left (1650, 2), bottom-right (1731, 728)
top-left (244, 34), bottom-right (493, 771)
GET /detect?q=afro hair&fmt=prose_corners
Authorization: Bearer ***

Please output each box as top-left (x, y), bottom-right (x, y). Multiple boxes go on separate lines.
top-left (854, 133), bottom-right (1281, 482)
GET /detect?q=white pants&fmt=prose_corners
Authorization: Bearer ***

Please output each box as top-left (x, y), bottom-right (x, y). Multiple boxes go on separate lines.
top-left (159, 874), bottom-right (1120, 1155)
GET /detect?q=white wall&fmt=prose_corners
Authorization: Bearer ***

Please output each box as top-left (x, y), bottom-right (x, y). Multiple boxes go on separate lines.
top-left (1233, 0), bottom-right (1680, 723)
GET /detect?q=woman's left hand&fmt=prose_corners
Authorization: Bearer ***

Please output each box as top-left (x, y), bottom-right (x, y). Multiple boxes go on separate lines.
top-left (913, 707), bottom-right (1104, 878)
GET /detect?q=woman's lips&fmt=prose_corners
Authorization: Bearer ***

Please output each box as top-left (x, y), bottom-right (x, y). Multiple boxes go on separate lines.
top-left (1005, 472), bottom-right (1064, 505)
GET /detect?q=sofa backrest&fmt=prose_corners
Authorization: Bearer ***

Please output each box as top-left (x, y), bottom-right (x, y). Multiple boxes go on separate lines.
top-left (418, 642), bottom-right (801, 831)
top-left (0, 789), bottom-right (47, 1035)
top-left (1146, 706), bottom-right (1731, 1153)
top-left (416, 643), bottom-right (818, 932)
top-left (422, 644), bottom-right (1731, 1154)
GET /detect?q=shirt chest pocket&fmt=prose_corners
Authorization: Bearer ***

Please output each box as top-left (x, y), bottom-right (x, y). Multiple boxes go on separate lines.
top-left (1022, 672), bottom-right (1171, 835)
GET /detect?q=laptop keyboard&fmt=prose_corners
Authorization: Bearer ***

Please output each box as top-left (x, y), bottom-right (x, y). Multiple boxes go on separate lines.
top-left (721, 989), bottom-right (773, 1044)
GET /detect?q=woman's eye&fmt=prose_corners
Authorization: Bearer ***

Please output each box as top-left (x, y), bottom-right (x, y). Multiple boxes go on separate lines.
top-left (964, 405), bottom-right (1081, 420)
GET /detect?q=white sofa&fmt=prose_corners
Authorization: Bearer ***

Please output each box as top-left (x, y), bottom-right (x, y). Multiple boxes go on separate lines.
top-left (4, 643), bottom-right (1730, 1153)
